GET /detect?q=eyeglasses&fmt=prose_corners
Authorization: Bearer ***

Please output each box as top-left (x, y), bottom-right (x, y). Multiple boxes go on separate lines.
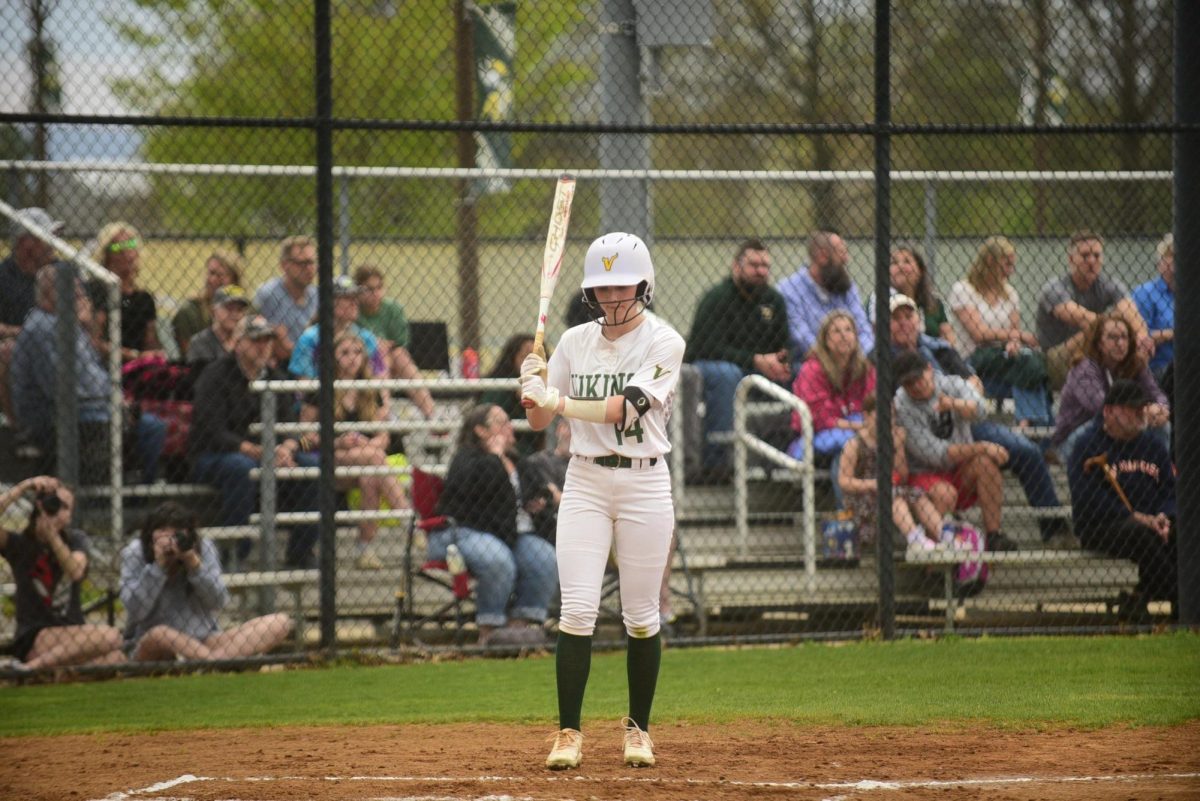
top-left (108, 237), bottom-right (139, 253)
top-left (1103, 332), bottom-right (1129, 342)
top-left (288, 258), bottom-right (317, 267)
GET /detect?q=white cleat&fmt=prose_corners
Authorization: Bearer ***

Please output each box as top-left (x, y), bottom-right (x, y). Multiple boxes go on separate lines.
top-left (621, 717), bottom-right (655, 767)
top-left (545, 727), bottom-right (583, 770)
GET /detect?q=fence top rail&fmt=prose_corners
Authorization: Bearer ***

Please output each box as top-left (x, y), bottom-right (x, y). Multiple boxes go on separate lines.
top-left (0, 199), bottom-right (116, 286)
top-left (251, 377), bottom-right (517, 393)
top-left (0, 160), bottom-right (1173, 183)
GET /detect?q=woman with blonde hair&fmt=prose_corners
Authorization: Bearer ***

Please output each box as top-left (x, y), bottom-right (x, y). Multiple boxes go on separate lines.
top-left (299, 331), bottom-right (409, 569)
top-left (171, 249), bottom-right (244, 357)
top-left (88, 221), bottom-right (163, 361)
top-left (948, 235), bottom-right (1051, 427)
top-left (789, 310), bottom-right (876, 507)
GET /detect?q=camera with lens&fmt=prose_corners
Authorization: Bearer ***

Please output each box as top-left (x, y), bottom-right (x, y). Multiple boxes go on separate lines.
top-left (35, 491), bottom-right (64, 516)
top-left (173, 528), bottom-right (197, 552)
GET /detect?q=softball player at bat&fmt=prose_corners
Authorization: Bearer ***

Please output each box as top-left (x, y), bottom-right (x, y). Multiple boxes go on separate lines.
top-left (523, 232), bottom-right (684, 771)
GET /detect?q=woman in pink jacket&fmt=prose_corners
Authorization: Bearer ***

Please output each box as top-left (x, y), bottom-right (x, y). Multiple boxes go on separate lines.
top-left (789, 310), bottom-right (876, 507)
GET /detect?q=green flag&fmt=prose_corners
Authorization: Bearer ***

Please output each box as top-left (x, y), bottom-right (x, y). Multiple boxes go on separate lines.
top-left (472, 2), bottom-right (516, 194)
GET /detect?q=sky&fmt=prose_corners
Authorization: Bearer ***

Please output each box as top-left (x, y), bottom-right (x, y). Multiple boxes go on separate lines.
top-left (2, 0), bottom-right (144, 161)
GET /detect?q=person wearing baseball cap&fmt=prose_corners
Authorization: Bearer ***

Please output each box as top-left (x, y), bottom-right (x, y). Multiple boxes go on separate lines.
top-left (190, 312), bottom-right (322, 569)
top-left (1, 208), bottom-right (66, 427)
top-left (184, 284), bottom-right (253, 365)
top-left (288, 274), bottom-right (387, 378)
top-left (1067, 378), bottom-right (1177, 622)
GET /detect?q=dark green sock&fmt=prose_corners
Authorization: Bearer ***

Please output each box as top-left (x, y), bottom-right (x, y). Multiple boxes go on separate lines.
top-left (555, 631), bottom-right (593, 730)
top-left (626, 632), bottom-right (662, 731)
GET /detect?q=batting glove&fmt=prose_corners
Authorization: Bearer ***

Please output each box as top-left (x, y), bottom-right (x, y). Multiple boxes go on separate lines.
top-left (521, 373), bottom-right (560, 411)
top-left (520, 351), bottom-right (547, 378)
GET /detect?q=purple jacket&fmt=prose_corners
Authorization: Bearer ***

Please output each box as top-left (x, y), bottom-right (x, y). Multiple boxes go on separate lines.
top-left (1052, 358), bottom-right (1167, 446)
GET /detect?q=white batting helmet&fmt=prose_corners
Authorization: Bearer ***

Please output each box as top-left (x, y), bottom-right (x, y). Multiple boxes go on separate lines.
top-left (581, 232), bottom-right (655, 303)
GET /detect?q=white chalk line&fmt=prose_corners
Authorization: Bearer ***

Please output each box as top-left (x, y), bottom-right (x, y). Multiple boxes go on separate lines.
top-left (89, 770), bottom-right (1200, 801)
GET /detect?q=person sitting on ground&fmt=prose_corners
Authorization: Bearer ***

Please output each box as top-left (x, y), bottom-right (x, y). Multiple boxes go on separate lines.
top-left (120, 501), bottom-right (293, 661)
top-left (299, 331), bottom-right (410, 570)
top-left (1052, 312), bottom-right (1169, 463)
top-left (0, 208), bottom-right (64, 430)
top-left (288, 275), bottom-right (387, 378)
top-left (894, 350), bottom-right (1017, 552)
top-left (354, 264), bottom-right (436, 420)
top-left (1067, 380), bottom-right (1177, 623)
top-left (684, 238), bottom-right (791, 483)
top-left (189, 315), bottom-right (320, 569)
top-left (254, 235), bottom-right (318, 364)
top-left (171, 249), bottom-right (243, 359)
top-left (948, 236), bottom-right (1052, 427)
top-left (184, 284), bottom-right (251, 366)
top-left (1035, 230), bottom-right (1150, 389)
top-left (11, 266), bottom-right (167, 484)
top-left (87, 221), bottom-right (165, 362)
top-left (790, 310), bottom-right (876, 508)
top-left (0, 477), bottom-right (126, 671)
top-left (1131, 233), bottom-right (1174, 383)
top-left (881, 293), bottom-right (1070, 547)
top-left (480, 333), bottom-right (543, 458)
top-left (432, 403), bottom-right (559, 647)
top-left (839, 394), bottom-right (946, 555)
top-left (866, 244), bottom-right (955, 345)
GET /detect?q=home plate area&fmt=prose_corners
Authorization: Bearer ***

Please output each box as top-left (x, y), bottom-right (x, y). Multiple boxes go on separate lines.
top-left (9, 722), bottom-right (1196, 801)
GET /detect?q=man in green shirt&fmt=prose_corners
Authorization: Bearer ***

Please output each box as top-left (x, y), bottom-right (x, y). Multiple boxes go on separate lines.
top-left (354, 265), bottom-right (435, 419)
top-left (685, 239), bottom-right (791, 482)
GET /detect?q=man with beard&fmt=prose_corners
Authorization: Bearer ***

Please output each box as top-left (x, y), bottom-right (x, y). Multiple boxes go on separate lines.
top-left (778, 231), bottom-right (874, 369)
top-left (685, 239), bottom-right (791, 484)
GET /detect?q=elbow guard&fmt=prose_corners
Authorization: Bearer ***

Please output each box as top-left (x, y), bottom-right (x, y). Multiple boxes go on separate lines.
top-left (620, 386), bottom-right (652, 430)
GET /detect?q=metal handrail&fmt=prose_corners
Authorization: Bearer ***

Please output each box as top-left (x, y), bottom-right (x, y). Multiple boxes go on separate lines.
top-left (732, 375), bottom-right (816, 580)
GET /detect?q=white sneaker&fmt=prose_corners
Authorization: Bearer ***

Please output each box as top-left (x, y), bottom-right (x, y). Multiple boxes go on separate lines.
top-left (621, 717), bottom-right (655, 767)
top-left (354, 546), bottom-right (384, 570)
top-left (545, 728), bottom-right (583, 770)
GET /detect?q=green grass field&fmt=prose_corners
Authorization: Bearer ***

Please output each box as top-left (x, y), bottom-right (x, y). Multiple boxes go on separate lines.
top-left (2, 634), bottom-right (1196, 737)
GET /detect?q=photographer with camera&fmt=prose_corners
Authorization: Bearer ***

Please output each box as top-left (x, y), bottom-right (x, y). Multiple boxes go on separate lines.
top-left (120, 501), bottom-right (292, 661)
top-left (0, 476), bottom-right (126, 671)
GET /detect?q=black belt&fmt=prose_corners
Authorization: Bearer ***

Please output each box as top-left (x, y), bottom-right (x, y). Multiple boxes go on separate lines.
top-left (584, 455), bottom-right (658, 469)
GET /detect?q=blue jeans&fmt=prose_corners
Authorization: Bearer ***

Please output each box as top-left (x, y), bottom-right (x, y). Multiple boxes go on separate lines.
top-left (971, 421), bottom-right (1062, 539)
top-left (134, 413), bottom-right (167, 482)
top-left (981, 376), bottom-right (1053, 428)
top-left (427, 526), bottom-right (559, 627)
top-left (788, 427), bottom-right (855, 508)
top-left (191, 450), bottom-right (320, 568)
top-left (694, 360), bottom-right (746, 469)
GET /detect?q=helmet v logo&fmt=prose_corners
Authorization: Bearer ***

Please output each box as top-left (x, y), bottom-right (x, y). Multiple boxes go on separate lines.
top-left (602, 254), bottom-right (618, 271)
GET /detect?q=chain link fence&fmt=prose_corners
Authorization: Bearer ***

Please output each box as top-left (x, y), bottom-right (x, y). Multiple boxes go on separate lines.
top-left (0, 0), bottom-right (1186, 677)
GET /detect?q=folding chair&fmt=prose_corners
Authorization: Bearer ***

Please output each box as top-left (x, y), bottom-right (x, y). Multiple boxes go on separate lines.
top-left (390, 467), bottom-right (473, 647)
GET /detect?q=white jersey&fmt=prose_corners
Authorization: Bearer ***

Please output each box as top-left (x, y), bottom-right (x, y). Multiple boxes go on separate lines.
top-left (547, 313), bottom-right (685, 458)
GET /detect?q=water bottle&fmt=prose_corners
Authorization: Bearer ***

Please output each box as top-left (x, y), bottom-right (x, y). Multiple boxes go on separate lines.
top-left (446, 542), bottom-right (469, 598)
top-left (461, 347), bottom-right (480, 379)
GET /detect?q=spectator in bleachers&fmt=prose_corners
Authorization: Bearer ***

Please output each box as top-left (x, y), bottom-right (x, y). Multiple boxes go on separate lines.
top-left (1035, 230), bottom-right (1150, 389)
top-left (189, 315), bottom-right (321, 569)
top-left (354, 264), bottom-right (436, 420)
top-left (184, 285), bottom-right (251, 366)
top-left (524, 416), bottom-right (571, 544)
top-left (171, 249), bottom-right (243, 359)
top-left (0, 208), bottom-right (63, 429)
top-left (1131, 233), bottom-right (1174, 383)
top-left (865, 245), bottom-right (955, 346)
top-left (894, 350), bottom-right (1017, 552)
top-left (1051, 312), bottom-right (1169, 463)
top-left (480, 333), bottom-right (542, 458)
top-left (1067, 380), bottom-right (1177, 622)
top-left (432, 403), bottom-right (559, 647)
top-left (120, 501), bottom-right (293, 661)
top-left (299, 331), bottom-right (410, 570)
top-left (11, 266), bottom-right (167, 483)
top-left (948, 236), bottom-right (1052, 427)
top-left (790, 310), bottom-right (876, 508)
top-left (288, 275), bottom-right (387, 378)
top-left (883, 293), bottom-right (1070, 546)
top-left (779, 231), bottom-right (874, 365)
top-left (254, 235), bottom-right (318, 363)
top-left (839, 394), bottom-right (946, 554)
top-left (0, 477), bottom-right (126, 670)
top-left (87, 221), bottom-right (165, 362)
top-left (685, 239), bottom-right (791, 484)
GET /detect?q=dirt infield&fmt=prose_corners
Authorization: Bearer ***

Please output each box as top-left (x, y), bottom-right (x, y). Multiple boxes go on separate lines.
top-left (4, 721), bottom-right (1198, 800)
